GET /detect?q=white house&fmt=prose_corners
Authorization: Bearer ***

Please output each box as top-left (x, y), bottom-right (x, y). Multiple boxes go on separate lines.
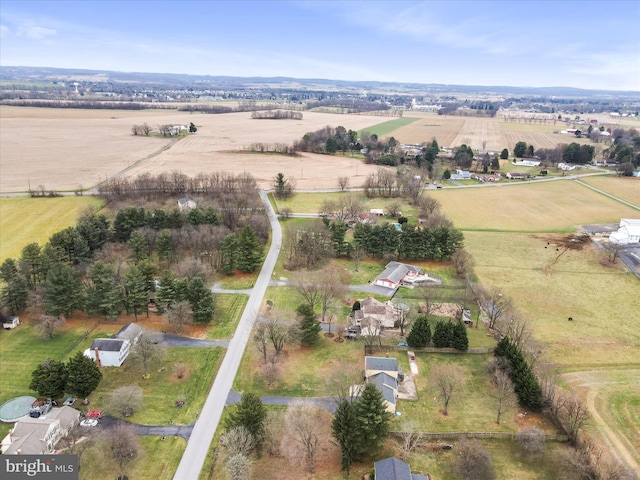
top-left (610, 219), bottom-right (640, 244)
top-left (374, 262), bottom-right (421, 290)
top-left (177, 198), bottom-right (197, 211)
top-left (1, 406), bottom-right (80, 455)
top-left (84, 338), bottom-right (130, 367)
top-left (450, 169), bottom-right (471, 180)
top-left (354, 297), bottom-right (398, 329)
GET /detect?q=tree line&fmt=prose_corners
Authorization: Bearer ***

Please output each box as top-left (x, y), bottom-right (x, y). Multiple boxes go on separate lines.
top-left (251, 110), bottom-right (303, 120)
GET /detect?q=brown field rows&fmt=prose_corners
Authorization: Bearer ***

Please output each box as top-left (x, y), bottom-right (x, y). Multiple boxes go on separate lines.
top-left (0, 106), bottom-right (386, 192)
top-left (450, 117), bottom-right (505, 151)
top-left (387, 112), bottom-right (465, 147)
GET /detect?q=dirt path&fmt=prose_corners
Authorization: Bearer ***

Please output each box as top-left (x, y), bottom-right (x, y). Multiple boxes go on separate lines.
top-left (561, 369), bottom-right (640, 475)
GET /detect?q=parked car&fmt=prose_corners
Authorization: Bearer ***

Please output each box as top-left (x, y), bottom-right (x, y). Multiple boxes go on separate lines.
top-left (397, 342), bottom-right (408, 347)
top-left (85, 410), bottom-right (103, 419)
top-left (346, 332), bottom-right (357, 340)
top-left (80, 419), bottom-right (98, 427)
top-left (63, 396), bottom-right (76, 406)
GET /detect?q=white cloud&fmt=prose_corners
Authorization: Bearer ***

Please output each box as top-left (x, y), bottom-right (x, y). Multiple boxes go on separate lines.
top-left (0, 25), bottom-right (9, 37)
top-left (18, 24), bottom-right (56, 40)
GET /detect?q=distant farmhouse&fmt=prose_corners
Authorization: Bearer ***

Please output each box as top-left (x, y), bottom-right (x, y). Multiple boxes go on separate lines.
top-left (610, 219), bottom-right (640, 245)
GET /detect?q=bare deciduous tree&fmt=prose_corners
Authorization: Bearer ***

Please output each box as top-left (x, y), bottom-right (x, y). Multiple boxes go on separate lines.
top-left (173, 362), bottom-right (188, 380)
top-left (417, 194), bottom-right (441, 218)
top-left (393, 422), bottom-right (426, 462)
top-left (253, 322), bottom-right (268, 364)
top-left (105, 423), bottom-right (140, 480)
top-left (129, 330), bottom-right (165, 376)
top-left (482, 287), bottom-right (513, 330)
top-left (452, 438), bottom-right (495, 480)
top-left (36, 314), bottom-right (65, 339)
top-left (495, 309), bottom-right (531, 349)
top-left (337, 176), bottom-right (349, 191)
top-left (430, 364), bottom-right (465, 415)
top-left (260, 359), bottom-right (283, 386)
top-left (282, 401), bottom-right (327, 474)
top-left (263, 410), bottom-right (285, 457)
top-left (224, 453), bottom-right (252, 480)
top-left (105, 385), bottom-right (143, 417)
top-left (417, 283), bottom-right (441, 317)
top-left (559, 394), bottom-right (590, 445)
top-left (219, 426), bottom-right (255, 457)
top-left (165, 300), bottom-right (193, 334)
top-left (515, 427), bottom-right (545, 458)
top-left (326, 359), bottom-right (363, 404)
top-left (489, 365), bottom-right (516, 424)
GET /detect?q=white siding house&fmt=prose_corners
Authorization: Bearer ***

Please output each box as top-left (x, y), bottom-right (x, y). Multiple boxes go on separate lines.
top-left (610, 219), bottom-right (640, 244)
top-left (84, 338), bottom-right (130, 367)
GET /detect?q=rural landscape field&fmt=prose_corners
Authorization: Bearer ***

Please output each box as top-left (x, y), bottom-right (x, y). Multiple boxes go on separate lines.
top-left (1, 102), bottom-right (638, 480)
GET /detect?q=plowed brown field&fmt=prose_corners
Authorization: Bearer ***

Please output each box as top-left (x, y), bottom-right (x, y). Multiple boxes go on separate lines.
top-left (0, 106), bottom-right (386, 192)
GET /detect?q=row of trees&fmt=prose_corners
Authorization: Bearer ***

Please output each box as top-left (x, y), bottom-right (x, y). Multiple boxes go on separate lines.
top-left (406, 316), bottom-right (469, 351)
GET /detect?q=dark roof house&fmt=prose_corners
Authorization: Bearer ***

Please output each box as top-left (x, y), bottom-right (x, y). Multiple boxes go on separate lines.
top-left (374, 457), bottom-right (429, 480)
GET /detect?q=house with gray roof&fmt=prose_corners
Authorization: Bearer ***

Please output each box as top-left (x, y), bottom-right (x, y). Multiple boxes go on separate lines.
top-left (374, 457), bottom-right (429, 480)
top-left (1, 406), bottom-right (80, 455)
top-left (365, 356), bottom-right (399, 413)
top-left (84, 338), bottom-right (130, 367)
top-left (114, 323), bottom-right (144, 345)
top-left (374, 262), bottom-right (421, 290)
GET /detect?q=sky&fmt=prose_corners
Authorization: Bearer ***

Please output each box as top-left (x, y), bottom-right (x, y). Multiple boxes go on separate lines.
top-left (1, 0), bottom-right (639, 91)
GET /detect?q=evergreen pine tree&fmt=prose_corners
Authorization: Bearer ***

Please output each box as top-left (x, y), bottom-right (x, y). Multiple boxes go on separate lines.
top-left (156, 229), bottom-right (174, 264)
top-left (355, 383), bottom-right (391, 456)
top-left (407, 315), bottom-right (431, 348)
top-left (332, 400), bottom-right (363, 474)
top-left (43, 263), bottom-right (83, 317)
top-left (30, 359), bottom-right (67, 399)
top-left (432, 320), bottom-right (454, 348)
top-left (237, 225), bottom-right (263, 273)
top-left (221, 233), bottom-right (239, 275)
top-left (85, 261), bottom-right (122, 320)
top-left (452, 321), bottom-right (469, 351)
top-left (297, 304), bottom-right (321, 346)
top-left (225, 393), bottom-right (267, 449)
top-left (124, 265), bottom-right (149, 320)
top-left (188, 277), bottom-right (215, 324)
top-left (66, 351), bottom-right (102, 398)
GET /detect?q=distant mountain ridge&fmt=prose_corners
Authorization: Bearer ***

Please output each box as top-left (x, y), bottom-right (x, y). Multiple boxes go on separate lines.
top-left (2, 65), bottom-right (639, 99)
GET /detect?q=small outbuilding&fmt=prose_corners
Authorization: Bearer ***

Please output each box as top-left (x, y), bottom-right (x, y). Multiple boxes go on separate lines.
top-left (2, 316), bottom-right (20, 330)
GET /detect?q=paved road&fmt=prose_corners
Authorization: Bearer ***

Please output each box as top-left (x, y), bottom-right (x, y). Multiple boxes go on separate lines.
top-left (173, 190), bottom-right (282, 480)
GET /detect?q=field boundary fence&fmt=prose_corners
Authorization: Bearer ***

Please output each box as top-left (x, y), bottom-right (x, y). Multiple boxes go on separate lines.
top-left (365, 345), bottom-right (493, 355)
top-left (60, 319), bottom-right (100, 359)
top-left (389, 431), bottom-right (569, 442)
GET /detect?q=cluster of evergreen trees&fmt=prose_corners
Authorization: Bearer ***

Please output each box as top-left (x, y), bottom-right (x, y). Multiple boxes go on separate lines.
top-left (407, 315), bottom-right (468, 351)
top-left (494, 337), bottom-right (544, 411)
top-left (353, 222), bottom-right (463, 261)
top-left (332, 384), bottom-right (392, 474)
top-left (30, 352), bottom-right (102, 400)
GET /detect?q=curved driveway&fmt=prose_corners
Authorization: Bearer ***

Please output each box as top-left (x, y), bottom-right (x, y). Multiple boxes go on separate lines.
top-left (173, 190), bottom-right (282, 480)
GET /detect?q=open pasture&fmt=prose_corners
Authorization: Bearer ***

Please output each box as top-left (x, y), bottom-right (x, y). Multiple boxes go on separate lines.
top-left (463, 231), bottom-right (639, 366)
top-left (581, 175), bottom-right (640, 206)
top-left (450, 117), bottom-right (505, 151)
top-left (0, 196), bottom-right (104, 262)
top-left (0, 106), bottom-right (386, 192)
top-left (435, 180), bottom-right (639, 232)
top-left (357, 116), bottom-right (420, 137)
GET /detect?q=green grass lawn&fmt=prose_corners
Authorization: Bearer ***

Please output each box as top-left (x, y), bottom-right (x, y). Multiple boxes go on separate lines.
top-left (88, 347), bottom-right (224, 425)
top-left (0, 321), bottom-right (105, 404)
top-left (397, 353), bottom-right (557, 434)
top-left (79, 435), bottom-right (186, 480)
top-left (358, 116), bottom-right (421, 138)
top-left (208, 293), bottom-right (248, 339)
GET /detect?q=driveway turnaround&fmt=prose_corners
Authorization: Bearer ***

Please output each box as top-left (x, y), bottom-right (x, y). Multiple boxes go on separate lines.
top-left (173, 190), bottom-right (282, 480)
top-left (226, 389), bottom-right (337, 414)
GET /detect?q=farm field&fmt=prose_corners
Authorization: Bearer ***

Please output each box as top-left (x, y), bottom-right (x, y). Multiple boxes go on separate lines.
top-left (0, 196), bottom-right (104, 262)
top-left (0, 106), bottom-right (386, 192)
top-left (581, 175), bottom-right (640, 205)
top-left (434, 179), bottom-right (639, 232)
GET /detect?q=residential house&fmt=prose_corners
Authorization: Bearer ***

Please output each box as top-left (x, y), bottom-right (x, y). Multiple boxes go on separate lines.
top-left (354, 297), bottom-right (398, 329)
top-left (114, 322), bottom-right (144, 345)
top-left (450, 169), bottom-right (471, 180)
top-left (374, 261), bottom-right (421, 290)
top-left (84, 338), bottom-right (130, 367)
top-left (610, 219), bottom-right (640, 244)
top-left (506, 172), bottom-right (530, 180)
top-left (370, 208), bottom-right (385, 216)
top-left (365, 356), bottom-right (399, 413)
top-left (374, 457), bottom-right (429, 480)
top-left (1, 406), bottom-right (80, 455)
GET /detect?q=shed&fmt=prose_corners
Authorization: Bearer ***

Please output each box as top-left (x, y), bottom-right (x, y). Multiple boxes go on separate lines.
top-left (2, 316), bottom-right (20, 330)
